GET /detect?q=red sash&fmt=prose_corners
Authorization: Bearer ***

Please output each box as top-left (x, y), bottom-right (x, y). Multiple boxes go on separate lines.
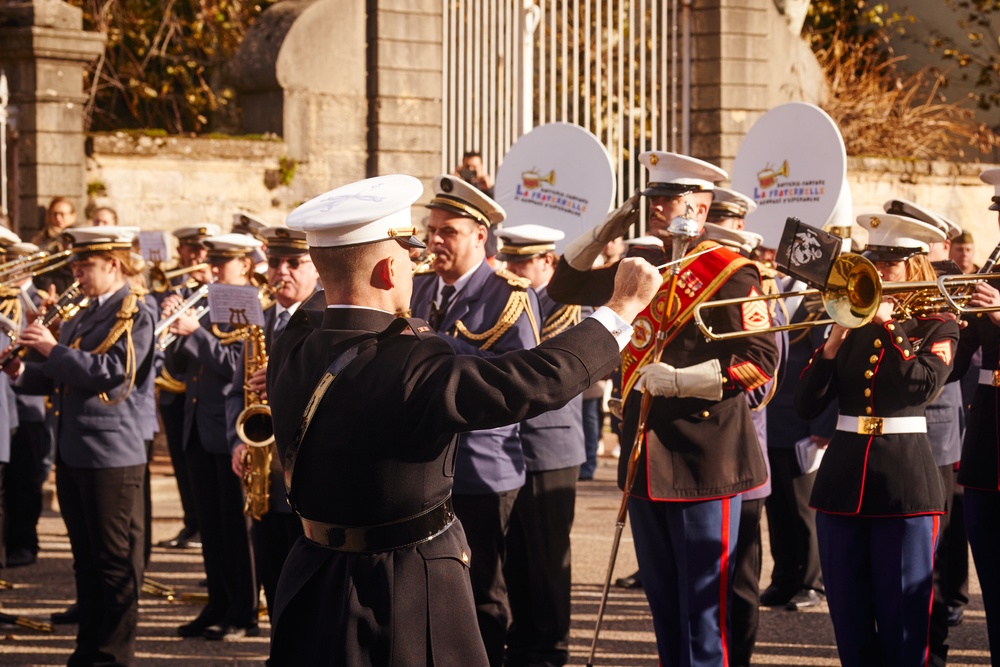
top-left (621, 241), bottom-right (751, 397)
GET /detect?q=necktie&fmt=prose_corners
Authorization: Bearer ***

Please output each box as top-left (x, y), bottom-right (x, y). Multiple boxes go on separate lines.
top-left (273, 310), bottom-right (291, 340)
top-left (429, 285), bottom-right (456, 330)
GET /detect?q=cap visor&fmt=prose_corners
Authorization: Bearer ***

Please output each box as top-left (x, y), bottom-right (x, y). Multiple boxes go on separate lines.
top-left (863, 248), bottom-right (920, 262)
top-left (641, 183), bottom-right (699, 198)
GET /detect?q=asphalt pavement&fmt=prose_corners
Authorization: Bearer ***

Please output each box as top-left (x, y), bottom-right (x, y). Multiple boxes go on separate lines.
top-left (0, 446), bottom-right (992, 666)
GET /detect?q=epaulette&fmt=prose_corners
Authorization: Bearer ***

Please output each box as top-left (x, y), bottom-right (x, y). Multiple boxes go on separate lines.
top-left (494, 268), bottom-right (531, 289)
top-left (394, 316), bottom-right (438, 339)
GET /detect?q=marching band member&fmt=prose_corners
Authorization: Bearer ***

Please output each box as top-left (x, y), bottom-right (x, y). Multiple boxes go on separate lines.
top-left (155, 225), bottom-right (218, 551)
top-left (548, 151), bottom-right (778, 667)
top-left (227, 225), bottom-right (318, 617)
top-left (495, 224), bottom-right (587, 667)
top-left (3, 226), bottom-right (154, 666)
top-left (410, 175), bottom-right (542, 667)
top-left (2, 242), bottom-right (53, 569)
top-left (949, 166), bottom-right (1000, 662)
top-left (169, 233), bottom-right (261, 641)
top-left (265, 174), bottom-right (660, 666)
top-left (796, 212), bottom-right (958, 667)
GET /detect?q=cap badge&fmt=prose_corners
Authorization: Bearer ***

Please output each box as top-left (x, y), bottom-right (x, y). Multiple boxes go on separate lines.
top-left (869, 216), bottom-right (881, 229)
top-left (276, 229), bottom-right (289, 238)
top-left (441, 178), bottom-right (454, 193)
top-left (198, 227), bottom-right (207, 235)
top-left (649, 154), bottom-right (659, 166)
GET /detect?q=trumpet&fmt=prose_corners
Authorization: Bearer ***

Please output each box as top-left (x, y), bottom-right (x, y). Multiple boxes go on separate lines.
top-left (0, 249), bottom-right (74, 287)
top-left (155, 284), bottom-right (210, 350)
top-left (149, 263), bottom-right (209, 294)
top-left (694, 253), bottom-right (1000, 341)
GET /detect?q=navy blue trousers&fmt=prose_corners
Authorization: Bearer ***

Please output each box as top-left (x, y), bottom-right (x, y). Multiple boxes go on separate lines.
top-left (629, 495), bottom-right (740, 667)
top-left (816, 512), bottom-right (939, 667)
top-left (964, 487), bottom-right (1000, 663)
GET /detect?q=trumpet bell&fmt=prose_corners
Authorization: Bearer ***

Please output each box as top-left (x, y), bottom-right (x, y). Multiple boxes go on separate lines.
top-left (823, 254), bottom-right (881, 328)
top-left (235, 403), bottom-right (274, 447)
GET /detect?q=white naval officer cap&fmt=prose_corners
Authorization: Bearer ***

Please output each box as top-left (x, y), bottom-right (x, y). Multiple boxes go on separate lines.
top-left (201, 233), bottom-right (264, 260)
top-left (623, 235), bottom-right (664, 248)
top-left (0, 226), bottom-right (20, 247)
top-left (703, 222), bottom-right (763, 257)
top-left (979, 168), bottom-right (1000, 211)
top-left (260, 226), bottom-right (309, 257)
top-left (64, 226), bottom-right (140, 260)
top-left (173, 225), bottom-right (221, 245)
top-left (286, 174), bottom-right (426, 249)
top-left (882, 198), bottom-right (961, 241)
top-left (857, 212), bottom-right (946, 261)
top-left (5, 242), bottom-right (40, 258)
top-left (639, 151), bottom-right (728, 198)
top-left (232, 212), bottom-right (269, 239)
top-left (495, 224), bottom-right (564, 262)
top-left (427, 174), bottom-right (506, 227)
top-left (708, 187), bottom-right (758, 220)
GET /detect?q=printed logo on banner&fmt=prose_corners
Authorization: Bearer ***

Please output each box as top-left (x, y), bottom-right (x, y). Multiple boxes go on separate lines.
top-left (513, 168), bottom-right (589, 217)
top-left (788, 230), bottom-right (824, 267)
top-left (757, 160), bottom-right (789, 188)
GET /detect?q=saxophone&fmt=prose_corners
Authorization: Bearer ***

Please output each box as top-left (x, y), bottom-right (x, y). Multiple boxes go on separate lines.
top-left (235, 325), bottom-right (274, 520)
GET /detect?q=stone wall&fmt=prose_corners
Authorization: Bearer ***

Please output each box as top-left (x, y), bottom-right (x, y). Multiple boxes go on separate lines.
top-left (86, 133), bottom-right (293, 233)
top-left (87, 133), bottom-right (1000, 265)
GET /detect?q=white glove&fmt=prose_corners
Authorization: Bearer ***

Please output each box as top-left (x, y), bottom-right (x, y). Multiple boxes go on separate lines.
top-left (563, 192), bottom-right (641, 270)
top-left (637, 358), bottom-right (723, 401)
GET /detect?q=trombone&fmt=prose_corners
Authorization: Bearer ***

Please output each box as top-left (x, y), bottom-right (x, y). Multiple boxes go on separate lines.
top-left (694, 253), bottom-right (1000, 341)
top-left (0, 249), bottom-right (73, 287)
top-left (148, 263), bottom-right (209, 294)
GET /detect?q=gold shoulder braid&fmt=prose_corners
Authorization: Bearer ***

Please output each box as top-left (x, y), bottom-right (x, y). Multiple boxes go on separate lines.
top-left (454, 270), bottom-right (540, 350)
top-left (541, 304), bottom-right (582, 341)
top-left (0, 292), bottom-right (23, 332)
top-left (69, 287), bottom-right (144, 406)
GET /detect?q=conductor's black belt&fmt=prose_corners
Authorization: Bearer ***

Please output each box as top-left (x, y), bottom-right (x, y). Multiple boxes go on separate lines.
top-left (978, 369), bottom-right (1000, 387)
top-left (836, 414), bottom-right (926, 436)
top-left (300, 494), bottom-right (456, 553)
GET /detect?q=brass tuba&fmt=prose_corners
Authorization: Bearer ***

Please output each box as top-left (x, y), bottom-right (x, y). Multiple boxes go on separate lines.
top-left (235, 325), bottom-right (274, 520)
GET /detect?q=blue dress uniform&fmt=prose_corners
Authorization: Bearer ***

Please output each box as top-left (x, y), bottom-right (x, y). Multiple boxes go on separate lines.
top-left (175, 234), bottom-right (261, 639)
top-left (17, 244), bottom-right (154, 667)
top-left (764, 288), bottom-right (834, 604)
top-left (224, 301), bottom-right (304, 618)
top-left (948, 303), bottom-right (1000, 661)
top-left (411, 261), bottom-right (541, 664)
top-left (503, 285), bottom-right (588, 667)
top-left (0, 328), bottom-right (15, 569)
top-left (549, 238), bottom-right (778, 667)
top-left (797, 312), bottom-right (956, 666)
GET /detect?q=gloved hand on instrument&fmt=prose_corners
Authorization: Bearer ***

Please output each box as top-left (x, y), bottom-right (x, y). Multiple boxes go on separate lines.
top-left (636, 358), bottom-right (723, 401)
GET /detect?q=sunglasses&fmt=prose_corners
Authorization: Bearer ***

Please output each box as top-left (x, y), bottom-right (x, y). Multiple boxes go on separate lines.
top-left (267, 256), bottom-right (312, 270)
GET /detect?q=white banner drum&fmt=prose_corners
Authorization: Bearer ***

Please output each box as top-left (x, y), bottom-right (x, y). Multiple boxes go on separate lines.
top-left (495, 123), bottom-right (616, 255)
top-left (731, 103), bottom-right (850, 250)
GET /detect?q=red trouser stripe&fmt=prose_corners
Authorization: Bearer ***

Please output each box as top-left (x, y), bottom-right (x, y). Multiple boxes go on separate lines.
top-left (923, 514), bottom-right (940, 667)
top-left (719, 497), bottom-right (731, 667)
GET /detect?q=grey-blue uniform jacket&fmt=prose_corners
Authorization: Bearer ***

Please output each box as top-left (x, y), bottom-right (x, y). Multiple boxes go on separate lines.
top-left (17, 284), bottom-right (154, 468)
top-left (518, 286), bottom-right (586, 473)
top-left (411, 261), bottom-right (542, 494)
top-left (0, 330), bottom-right (14, 464)
top-left (176, 317), bottom-right (242, 455)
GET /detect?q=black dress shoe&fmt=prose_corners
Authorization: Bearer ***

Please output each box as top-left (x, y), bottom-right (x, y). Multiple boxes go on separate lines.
top-left (203, 623), bottom-right (260, 641)
top-left (50, 603), bottom-right (80, 624)
top-left (947, 606), bottom-right (964, 627)
top-left (6, 548), bottom-right (37, 567)
top-left (785, 588), bottom-right (823, 611)
top-left (614, 571), bottom-right (642, 589)
top-left (157, 528), bottom-right (202, 549)
top-left (178, 608), bottom-right (222, 637)
top-left (759, 585), bottom-right (794, 607)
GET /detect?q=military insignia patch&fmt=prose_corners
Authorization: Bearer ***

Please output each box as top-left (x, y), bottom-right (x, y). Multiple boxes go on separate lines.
top-left (741, 287), bottom-right (770, 331)
top-left (930, 341), bottom-right (952, 365)
top-left (678, 270), bottom-right (703, 299)
top-left (631, 317), bottom-right (654, 350)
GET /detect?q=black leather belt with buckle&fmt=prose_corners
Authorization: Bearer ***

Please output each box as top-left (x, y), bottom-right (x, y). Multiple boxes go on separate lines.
top-left (300, 495), bottom-right (455, 553)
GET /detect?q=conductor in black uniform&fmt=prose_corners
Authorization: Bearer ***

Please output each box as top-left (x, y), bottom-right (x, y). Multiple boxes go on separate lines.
top-left (265, 174), bottom-right (663, 667)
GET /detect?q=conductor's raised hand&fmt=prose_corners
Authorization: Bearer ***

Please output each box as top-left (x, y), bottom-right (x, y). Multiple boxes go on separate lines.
top-left (605, 257), bottom-right (663, 324)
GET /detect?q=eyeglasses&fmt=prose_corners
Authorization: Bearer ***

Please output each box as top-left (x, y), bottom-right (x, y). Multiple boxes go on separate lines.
top-left (267, 256), bottom-right (312, 270)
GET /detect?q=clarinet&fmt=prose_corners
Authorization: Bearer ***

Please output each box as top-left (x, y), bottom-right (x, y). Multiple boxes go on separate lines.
top-left (0, 281), bottom-right (86, 368)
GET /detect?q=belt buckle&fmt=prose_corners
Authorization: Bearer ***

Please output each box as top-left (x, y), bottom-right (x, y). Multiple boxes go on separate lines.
top-left (857, 416), bottom-right (883, 436)
top-left (992, 370), bottom-right (1000, 387)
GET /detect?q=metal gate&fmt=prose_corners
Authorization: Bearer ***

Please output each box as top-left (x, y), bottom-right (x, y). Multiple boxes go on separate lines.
top-left (441, 0), bottom-right (685, 210)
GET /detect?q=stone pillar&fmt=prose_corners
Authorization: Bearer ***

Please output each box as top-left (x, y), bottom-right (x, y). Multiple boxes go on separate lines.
top-left (0, 0), bottom-right (104, 237)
